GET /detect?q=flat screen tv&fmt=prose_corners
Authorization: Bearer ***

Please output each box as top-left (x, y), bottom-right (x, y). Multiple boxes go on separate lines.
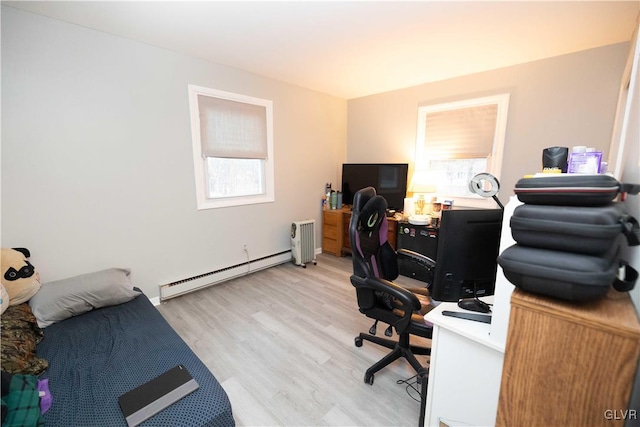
top-left (341, 163), bottom-right (408, 211)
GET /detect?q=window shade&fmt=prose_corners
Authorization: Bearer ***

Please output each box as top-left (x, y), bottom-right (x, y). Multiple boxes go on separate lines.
top-left (423, 104), bottom-right (498, 159)
top-left (198, 95), bottom-right (268, 159)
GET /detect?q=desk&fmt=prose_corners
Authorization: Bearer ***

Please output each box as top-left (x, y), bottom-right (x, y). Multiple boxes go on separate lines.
top-left (420, 196), bottom-right (520, 426)
top-left (423, 298), bottom-right (505, 426)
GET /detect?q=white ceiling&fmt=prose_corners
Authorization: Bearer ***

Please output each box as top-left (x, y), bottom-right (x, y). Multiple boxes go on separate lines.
top-left (4, 1), bottom-right (639, 99)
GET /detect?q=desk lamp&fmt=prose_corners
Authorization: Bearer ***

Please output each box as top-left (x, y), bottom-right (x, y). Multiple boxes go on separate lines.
top-left (409, 170), bottom-right (437, 225)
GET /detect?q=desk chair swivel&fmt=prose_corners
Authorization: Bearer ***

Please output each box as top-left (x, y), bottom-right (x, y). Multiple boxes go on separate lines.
top-left (349, 187), bottom-right (435, 385)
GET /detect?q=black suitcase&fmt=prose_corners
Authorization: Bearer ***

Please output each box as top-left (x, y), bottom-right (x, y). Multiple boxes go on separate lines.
top-left (497, 244), bottom-right (637, 302)
top-left (510, 203), bottom-right (639, 255)
top-left (514, 174), bottom-right (639, 206)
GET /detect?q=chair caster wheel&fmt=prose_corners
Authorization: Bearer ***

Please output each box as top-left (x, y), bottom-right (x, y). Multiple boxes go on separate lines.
top-left (364, 373), bottom-right (374, 385)
top-left (354, 337), bottom-right (363, 347)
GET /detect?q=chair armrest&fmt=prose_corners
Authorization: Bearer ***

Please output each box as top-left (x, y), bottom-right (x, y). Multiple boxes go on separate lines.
top-left (397, 248), bottom-right (436, 269)
top-left (350, 274), bottom-right (424, 333)
top-left (353, 275), bottom-right (421, 312)
top-left (362, 276), bottom-right (422, 332)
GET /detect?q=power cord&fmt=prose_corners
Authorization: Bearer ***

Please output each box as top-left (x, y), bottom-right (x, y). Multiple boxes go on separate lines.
top-left (396, 374), bottom-right (422, 403)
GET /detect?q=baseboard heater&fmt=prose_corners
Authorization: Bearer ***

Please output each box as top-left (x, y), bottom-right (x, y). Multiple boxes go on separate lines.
top-left (159, 250), bottom-right (291, 301)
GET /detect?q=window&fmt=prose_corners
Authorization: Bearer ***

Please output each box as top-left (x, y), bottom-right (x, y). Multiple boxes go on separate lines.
top-left (188, 84), bottom-right (274, 209)
top-left (415, 94), bottom-right (510, 199)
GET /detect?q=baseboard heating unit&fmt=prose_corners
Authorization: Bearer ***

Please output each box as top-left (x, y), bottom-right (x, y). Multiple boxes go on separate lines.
top-left (159, 250), bottom-right (291, 301)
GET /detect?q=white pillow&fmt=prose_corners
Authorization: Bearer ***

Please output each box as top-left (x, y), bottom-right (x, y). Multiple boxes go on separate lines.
top-left (29, 268), bottom-right (141, 328)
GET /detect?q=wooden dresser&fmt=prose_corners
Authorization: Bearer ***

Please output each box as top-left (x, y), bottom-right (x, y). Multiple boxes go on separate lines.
top-left (497, 288), bottom-right (640, 426)
top-left (321, 208), bottom-right (349, 257)
top-left (321, 208), bottom-right (397, 256)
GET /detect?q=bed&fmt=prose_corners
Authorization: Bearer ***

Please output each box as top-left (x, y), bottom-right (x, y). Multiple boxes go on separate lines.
top-left (1, 265), bottom-right (234, 427)
top-left (35, 291), bottom-right (235, 426)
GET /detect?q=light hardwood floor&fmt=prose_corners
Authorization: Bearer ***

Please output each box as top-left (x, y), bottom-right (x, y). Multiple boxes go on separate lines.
top-left (157, 253), bottom-right (431, 426)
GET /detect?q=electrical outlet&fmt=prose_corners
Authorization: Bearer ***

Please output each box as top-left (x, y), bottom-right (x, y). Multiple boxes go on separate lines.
top-left (243, 244), bottom-right (248, 253)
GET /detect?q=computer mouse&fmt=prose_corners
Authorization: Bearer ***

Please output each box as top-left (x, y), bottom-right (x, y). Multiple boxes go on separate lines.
top-left (458, 298), bottom-right (492, 313)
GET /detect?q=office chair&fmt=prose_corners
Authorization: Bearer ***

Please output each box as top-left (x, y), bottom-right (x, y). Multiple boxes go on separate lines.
top-left (349, 186), bottom-right (436, 385)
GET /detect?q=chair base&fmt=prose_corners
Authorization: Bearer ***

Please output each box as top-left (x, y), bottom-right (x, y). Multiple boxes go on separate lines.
top-left (355, 331), bottom-right (430, 385)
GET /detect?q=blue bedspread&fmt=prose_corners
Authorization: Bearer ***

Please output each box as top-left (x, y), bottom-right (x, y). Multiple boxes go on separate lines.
top-left (36, 293), bottom-right (234, 427)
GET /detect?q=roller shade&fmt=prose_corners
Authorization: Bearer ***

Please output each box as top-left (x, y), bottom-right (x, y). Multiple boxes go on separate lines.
top-left (423, 104), bottom-right (498, 159)
top-left (198, 94), bottom-right (268, 159)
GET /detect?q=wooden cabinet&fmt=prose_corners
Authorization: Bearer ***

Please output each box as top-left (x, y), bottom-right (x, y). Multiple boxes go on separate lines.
top-left (321, 208), bottom-right (347, 257)
top-left (497, 288), bottom-right (640, 427)
top-left (321, 208), bottom-right (397, 257)
top-left (342, 213), bottom-right (351, 253)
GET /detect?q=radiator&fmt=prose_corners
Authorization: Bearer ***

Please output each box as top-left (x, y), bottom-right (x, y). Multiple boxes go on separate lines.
top-left (291, 220), bottom-right (317, 267)
top-left (159, 250), bottom-right (291, 301)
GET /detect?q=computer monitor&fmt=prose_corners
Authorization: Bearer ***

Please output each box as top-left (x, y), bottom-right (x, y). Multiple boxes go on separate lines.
top-left (429, 208), bottom-right (503, 303)
top-left (341, 163), bottom-right (408, 212)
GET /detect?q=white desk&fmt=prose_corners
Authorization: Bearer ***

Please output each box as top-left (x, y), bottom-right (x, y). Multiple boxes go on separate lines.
top-left (423, 298), bottom-right (505, 427)
top-left (421, 196), bottom-right (521, 426)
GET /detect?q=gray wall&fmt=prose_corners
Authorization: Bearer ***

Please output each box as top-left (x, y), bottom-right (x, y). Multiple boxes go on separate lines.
top-left (347, 42), bottom-right (630, 204)
top-left (1, 7), bottom-right (347, 299)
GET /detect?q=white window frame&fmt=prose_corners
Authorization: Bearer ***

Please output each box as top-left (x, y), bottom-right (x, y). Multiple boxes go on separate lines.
top-left (415, 93), bottom-right (510, 202)
top-left (188, 84), bottom-right (274, 210)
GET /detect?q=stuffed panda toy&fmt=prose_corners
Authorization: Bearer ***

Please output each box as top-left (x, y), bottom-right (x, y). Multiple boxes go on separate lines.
top-left (1, 248), bottom-right (41, 312)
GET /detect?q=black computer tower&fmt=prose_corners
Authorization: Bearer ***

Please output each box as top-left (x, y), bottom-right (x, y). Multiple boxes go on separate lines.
top-left (397, 223), bottom-right (438, 283)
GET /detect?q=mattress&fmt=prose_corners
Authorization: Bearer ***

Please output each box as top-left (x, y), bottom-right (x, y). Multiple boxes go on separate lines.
top-left (36, 293), bottom-right (234, 427)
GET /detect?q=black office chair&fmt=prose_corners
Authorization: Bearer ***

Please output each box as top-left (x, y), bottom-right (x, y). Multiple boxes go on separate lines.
top-left (349, 186), bottom-right (436, 385)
